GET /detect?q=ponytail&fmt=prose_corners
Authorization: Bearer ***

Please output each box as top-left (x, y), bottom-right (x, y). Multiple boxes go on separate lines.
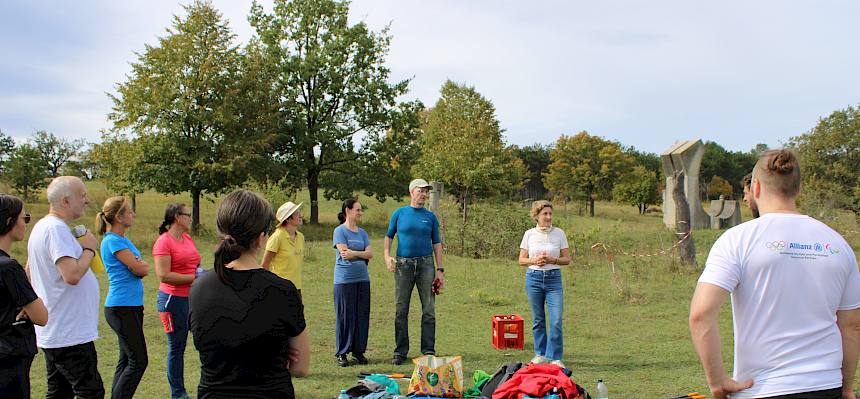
top-left (338, 198), bottom-right (358, 225)
top-left (213, 234), bottom-right (244, 285)
top-left (213, 191), bottom-right (274, 287)
top-left (159, 203), bottom-right (186, 235)
top-left (97, 196), bottom-right (129, 236)
top-left (95, 212), bottom-right (109, 235)
top-left (158, 221), bottom-right (171, 235)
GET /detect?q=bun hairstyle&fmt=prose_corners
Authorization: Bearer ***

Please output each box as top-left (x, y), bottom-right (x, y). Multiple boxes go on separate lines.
top-left (0, 194), bottom-right (24, 236)
top-left (96, 196), bottom-right (130, 235)
top-left (753, 149), bottom-right (801, 198)
top-left (337, 199), bottom-right (359, 224)
top-left (158, 203), bottom-right (186, 235)
top-left (213, 190), bottom-right (274, 285)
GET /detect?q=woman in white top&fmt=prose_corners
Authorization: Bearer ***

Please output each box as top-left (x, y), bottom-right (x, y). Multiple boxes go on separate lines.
top-left (518, 200), bottom-right (570, 368)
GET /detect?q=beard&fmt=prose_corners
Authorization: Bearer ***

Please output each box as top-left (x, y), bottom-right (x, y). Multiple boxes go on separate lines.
top-left (750, 197), bottom-right (760, 219)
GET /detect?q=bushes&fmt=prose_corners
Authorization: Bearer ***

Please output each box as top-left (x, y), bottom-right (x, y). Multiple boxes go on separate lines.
top-left (438, 201), bottom-right (533, 259)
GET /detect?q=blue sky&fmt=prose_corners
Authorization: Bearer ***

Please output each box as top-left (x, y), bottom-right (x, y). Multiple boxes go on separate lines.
top-left (2, 0), bottom-right (859, 154)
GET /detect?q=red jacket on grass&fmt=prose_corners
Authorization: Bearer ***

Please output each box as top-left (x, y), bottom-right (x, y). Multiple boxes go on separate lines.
top-left (492, 363), bottom-right (580, 399)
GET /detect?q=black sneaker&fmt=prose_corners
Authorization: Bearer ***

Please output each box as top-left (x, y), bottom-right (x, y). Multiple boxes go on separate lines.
top-left (352, 353), bottom-right (369, 365)
top-left (335, 354), bottom-right (350, 367)
top-left (391, 354), bottom-right (407, 365)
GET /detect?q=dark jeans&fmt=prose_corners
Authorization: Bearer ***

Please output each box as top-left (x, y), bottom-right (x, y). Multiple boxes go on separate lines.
top-left (0, 355), bottom-right (35, 399)
top-left (334, 281), bottom-right (371, 356)
top-left (104, 306), bottom-right (148, 399)
top-left (43, 341), bottom-right (105, 399)
top-left (157, 290), bottom-right (190, 399)
top-left (394, 255), bottom-right (436, 357)
top-left (764, 387), bottom-right (842, 399)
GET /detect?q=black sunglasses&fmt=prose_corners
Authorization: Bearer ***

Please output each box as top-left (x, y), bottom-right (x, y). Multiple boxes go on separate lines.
top-left (24, 213), bottom-right (31, 224)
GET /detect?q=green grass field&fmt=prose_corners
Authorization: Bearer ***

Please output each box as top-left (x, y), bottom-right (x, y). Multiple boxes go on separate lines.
top-left (6, 182), bottom-right (860, 398)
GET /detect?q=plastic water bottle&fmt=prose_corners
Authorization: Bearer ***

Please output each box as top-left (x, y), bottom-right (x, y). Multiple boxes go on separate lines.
top-left (544, 387), bottom-right (561, 399)
top-left (596, 379), bottom-right (608, 399)
top-left (337, 389), bottom-right (349, 399)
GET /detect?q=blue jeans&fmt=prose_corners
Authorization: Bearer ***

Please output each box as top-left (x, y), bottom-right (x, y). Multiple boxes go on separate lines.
top-left (525, 269), bottom-right (564, 360)
top-left (156, 291), bottom-right (189, 399)
top-left (394, 255), bottom-right (436, 357)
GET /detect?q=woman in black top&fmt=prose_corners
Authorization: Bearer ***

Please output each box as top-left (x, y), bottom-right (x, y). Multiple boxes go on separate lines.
top-left (0, 194), bottom-right (48, 399)
top-left (189, 190), bottom-right (310, 399)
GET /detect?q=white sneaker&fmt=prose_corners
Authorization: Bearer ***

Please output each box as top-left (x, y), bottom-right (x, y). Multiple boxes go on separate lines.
top-left (530, 355), bottom-right (549, 364)
top-left (550, 359), bottom-right (566, 369)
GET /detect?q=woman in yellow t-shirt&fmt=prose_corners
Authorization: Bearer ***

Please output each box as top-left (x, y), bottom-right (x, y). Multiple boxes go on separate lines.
top-left (262, 202), bottom-right (305, 297)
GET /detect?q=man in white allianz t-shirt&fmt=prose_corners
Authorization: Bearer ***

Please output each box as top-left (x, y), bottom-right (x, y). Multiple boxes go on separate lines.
top-left (690, 149), bottom-right (860, 399)
top-left (28, 176), bottom-right (104, 398)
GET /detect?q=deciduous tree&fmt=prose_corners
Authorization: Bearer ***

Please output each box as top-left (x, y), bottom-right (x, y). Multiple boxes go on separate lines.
top-left (790, 104), bottom-right (860, 218)
top-left (413, 81), bottom-right (526, 221)
top-left (545, 131), bottom-right (631, 217)
top-left (613, 165), bottom-right (659, 214)
top-left (4, 143), bottom-right (48, 201)
top-left (250, 0), bottom-right (409, 223)
top-left (109, 1), bottom-right (267, 230)
top-left (32, 130), bottom-right (84, 178)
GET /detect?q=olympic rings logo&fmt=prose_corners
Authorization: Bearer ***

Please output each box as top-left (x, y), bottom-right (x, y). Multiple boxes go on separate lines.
top-left (765, 241), bottom-right (786, 251)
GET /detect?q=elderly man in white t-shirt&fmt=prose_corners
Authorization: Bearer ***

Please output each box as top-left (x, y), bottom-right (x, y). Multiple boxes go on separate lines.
top-left (28, 176), bottom-right (104, 398)
top-left (690, 150), bottom-right (860, 399)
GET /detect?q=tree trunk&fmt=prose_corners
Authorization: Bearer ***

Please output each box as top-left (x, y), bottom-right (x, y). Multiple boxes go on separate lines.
top-left (130, 192), bottom-right (137, 212)
top-left (673, 171), bottom-right (696, 265)
top-left (192, 188), bottom-right (201, 233)
top-left (588, 195), bottom-right (595, 217)
top-left (307, 168), bottom-right (320, 225)
top-left (462, 188), bottom-right (468, 223)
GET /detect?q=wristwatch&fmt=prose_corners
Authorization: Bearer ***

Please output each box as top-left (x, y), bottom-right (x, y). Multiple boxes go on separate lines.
top-left (436, 268), bottom-right (445, 273)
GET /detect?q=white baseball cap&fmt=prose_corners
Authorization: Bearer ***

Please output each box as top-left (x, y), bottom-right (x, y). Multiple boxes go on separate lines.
top-left (409, 178), bottom-right (432, 191)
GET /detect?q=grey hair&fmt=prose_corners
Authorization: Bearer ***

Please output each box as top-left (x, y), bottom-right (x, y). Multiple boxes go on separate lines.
top-left (46, 176), bottom-right (82, 205)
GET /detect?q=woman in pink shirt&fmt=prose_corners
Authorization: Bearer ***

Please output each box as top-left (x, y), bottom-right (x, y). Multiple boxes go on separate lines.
top-left (153, 203), bottom-right (201, 399)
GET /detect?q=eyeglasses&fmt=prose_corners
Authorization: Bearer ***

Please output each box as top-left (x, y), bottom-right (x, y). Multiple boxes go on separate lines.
top-left (24, 213), bottom-right (31, 224)
top-left (179, 212), bottom-right (192, 217)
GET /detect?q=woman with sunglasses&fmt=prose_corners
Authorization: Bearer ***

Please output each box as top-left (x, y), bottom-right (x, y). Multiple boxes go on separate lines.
top-left (0, 194), bottom-right (48, 398)
top-left (153, 203), bottom-right (201, 399)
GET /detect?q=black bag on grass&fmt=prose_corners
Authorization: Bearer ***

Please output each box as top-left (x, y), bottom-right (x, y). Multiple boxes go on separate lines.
top-left (480, 362), bottom-right (523, 397)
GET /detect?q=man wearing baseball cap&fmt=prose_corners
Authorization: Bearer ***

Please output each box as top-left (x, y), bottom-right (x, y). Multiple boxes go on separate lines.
top-left (384, 178), bottom-right (445, 365)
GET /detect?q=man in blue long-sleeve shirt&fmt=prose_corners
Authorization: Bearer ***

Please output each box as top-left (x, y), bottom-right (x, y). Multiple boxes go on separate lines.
top-left (384, 178), bottom-right (445, 365)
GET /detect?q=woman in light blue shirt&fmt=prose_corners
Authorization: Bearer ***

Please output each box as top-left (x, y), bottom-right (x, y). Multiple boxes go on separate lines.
top-left (332, 199), bottom-right (373, 367)
top-left (98, 196), bottom-right (150, 399)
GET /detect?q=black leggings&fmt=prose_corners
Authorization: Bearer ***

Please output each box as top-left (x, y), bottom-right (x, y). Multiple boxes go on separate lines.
top-left (104, 306), bottom-right (148, 399)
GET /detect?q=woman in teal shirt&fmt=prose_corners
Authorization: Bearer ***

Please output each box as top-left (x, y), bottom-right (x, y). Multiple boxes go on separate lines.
top-left (98, 196), bottom-right (150, 399)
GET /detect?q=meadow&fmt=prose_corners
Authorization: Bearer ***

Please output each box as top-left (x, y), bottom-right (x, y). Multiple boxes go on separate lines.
top-left (5, 181), bottom-right (860, 398)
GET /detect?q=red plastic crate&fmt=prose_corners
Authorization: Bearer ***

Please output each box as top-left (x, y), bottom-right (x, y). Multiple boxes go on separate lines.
top-left (492, 314), bottom-right (524, 350)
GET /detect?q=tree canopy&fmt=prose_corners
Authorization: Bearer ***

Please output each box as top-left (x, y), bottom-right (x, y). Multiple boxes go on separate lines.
top-left (791, 104), bottom-right (860, 217)
top-left (545, 131), bottom-right (632, 217)
top-left (413, 80), bottom-right (526, 220)
top-left (109, 1), bottom-right (269, 230)
top-left (249, 0), bottom-right (410, 223)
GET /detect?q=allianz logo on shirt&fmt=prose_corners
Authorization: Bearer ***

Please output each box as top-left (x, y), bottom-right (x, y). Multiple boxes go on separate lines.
top-left (765, 240), bottom-right (839, 254)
